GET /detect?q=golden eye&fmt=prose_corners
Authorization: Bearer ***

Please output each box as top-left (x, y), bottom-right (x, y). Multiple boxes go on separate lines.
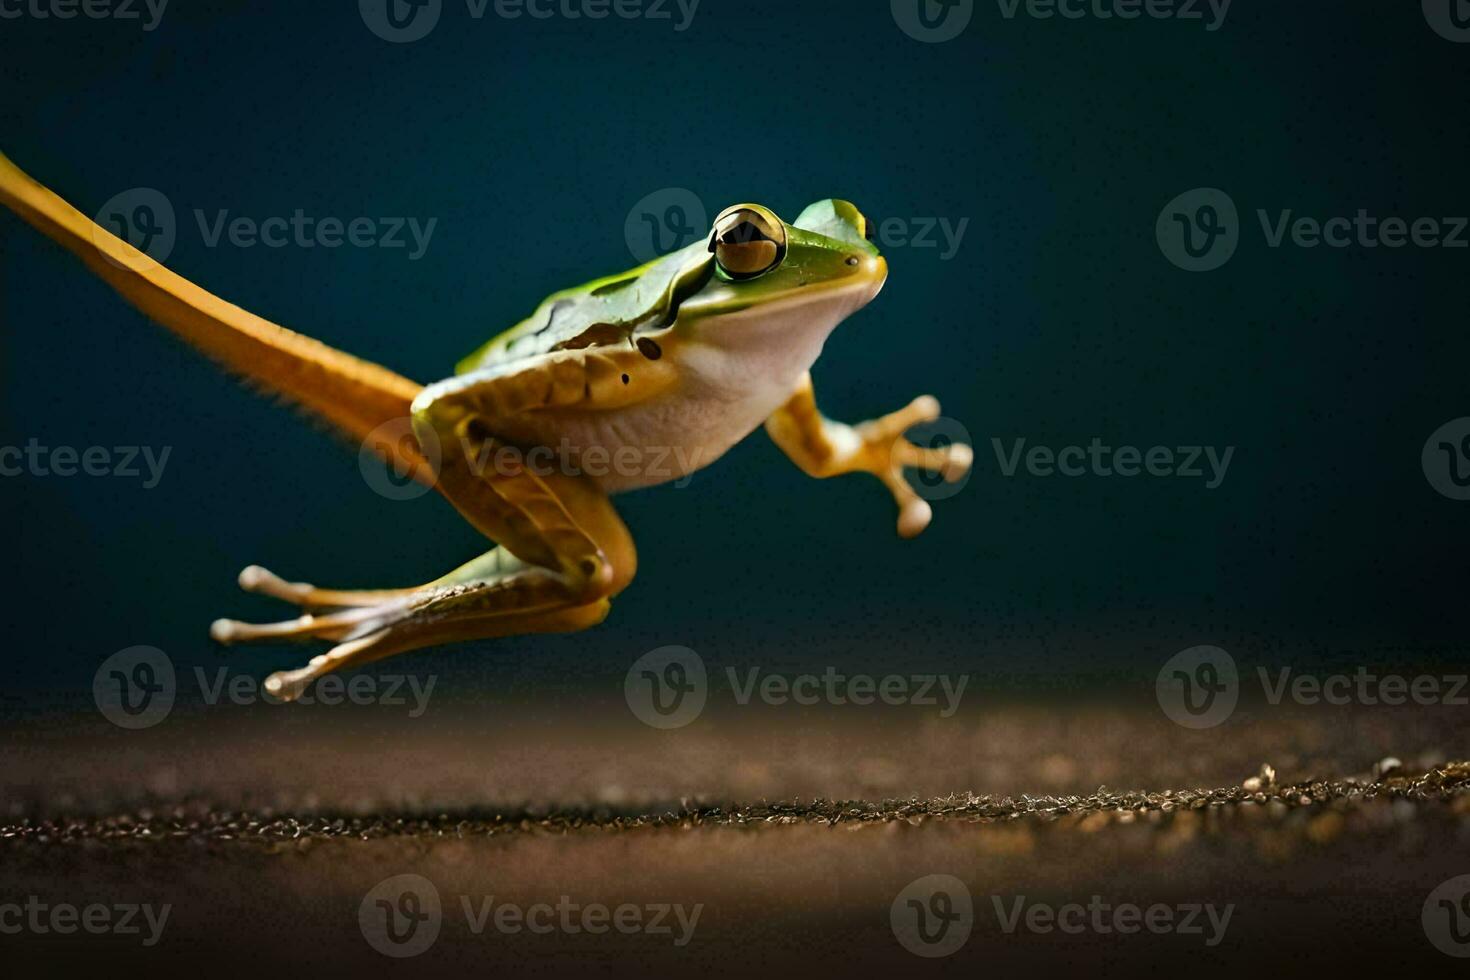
top-left (708, 204), bottom-right (787, 280)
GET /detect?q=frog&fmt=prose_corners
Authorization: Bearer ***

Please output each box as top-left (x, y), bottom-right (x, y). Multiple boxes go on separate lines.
top-left (0, 151), bottom-right (972, 701)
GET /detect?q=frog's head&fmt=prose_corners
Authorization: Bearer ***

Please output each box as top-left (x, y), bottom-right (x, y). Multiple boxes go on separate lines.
top-left (674, 200), bottom-right (888, 350)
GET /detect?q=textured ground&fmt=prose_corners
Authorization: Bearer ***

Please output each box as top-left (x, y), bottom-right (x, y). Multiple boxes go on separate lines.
top-left (2, 700), bottom-right (1467, 973)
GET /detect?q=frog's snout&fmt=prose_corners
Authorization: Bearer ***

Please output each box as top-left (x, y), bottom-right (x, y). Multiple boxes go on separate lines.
top-left (852, 253), bottom-right (888, 303)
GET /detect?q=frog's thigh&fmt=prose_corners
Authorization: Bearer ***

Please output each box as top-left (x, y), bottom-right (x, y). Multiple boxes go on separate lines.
top-left (257, 468), bottom-right (636, 700)
top-left (412, 355), bottom-right (654, 598)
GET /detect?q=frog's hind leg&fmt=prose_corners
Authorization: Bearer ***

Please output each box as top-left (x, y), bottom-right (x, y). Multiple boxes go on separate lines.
top-left (208, 548), bottom-right (532, 649)
top-left (212, 373), bottom-right (639, 700)
top-left (252, 592), bottom-right (613, 702)
top-left (214, 490), bottom-right (630, 701)
top-left (215, 530), bottom-right (626, 701)
top-left (215, 547), bottom-right (531, 624)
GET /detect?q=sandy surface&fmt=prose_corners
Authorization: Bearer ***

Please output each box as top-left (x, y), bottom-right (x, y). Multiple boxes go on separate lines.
top-left (2, 700), bottom-right (1468, 973)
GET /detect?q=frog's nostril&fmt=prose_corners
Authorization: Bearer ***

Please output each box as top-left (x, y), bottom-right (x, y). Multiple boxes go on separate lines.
top-left (845, 256), bottom-right (859, 266)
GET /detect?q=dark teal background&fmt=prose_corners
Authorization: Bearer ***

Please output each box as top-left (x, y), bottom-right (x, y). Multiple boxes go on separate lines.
top-left (0, 1), bottom-right (1466, 708)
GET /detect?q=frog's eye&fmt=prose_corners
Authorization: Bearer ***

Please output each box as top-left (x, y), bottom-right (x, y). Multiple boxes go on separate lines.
top-left (708, 204), bottom-right (787, 280)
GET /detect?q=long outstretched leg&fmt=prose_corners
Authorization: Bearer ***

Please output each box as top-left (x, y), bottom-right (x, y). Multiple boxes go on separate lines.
top-left (213, 350), bottom-right (666, 699)
top-left (214, 463), bottom-right (636, 700)
top-left (0, 150), bottom-right (428, 476)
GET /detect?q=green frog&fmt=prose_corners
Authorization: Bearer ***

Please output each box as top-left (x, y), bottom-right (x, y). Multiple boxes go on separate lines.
top-left (0, 153), bottom-right (971, 700)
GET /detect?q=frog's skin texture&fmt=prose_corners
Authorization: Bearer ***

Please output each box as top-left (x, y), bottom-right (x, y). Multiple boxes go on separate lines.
top-left (0, 154), bottom-right (972, 699)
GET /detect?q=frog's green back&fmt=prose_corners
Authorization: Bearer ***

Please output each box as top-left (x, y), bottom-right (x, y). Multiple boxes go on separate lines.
top-left (455, 240), bottom-right (713, 374)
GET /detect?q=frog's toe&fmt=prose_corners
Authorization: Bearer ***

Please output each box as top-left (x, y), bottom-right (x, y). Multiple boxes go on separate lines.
top-left (262, 633), bottom-right (386, 702)
top-left (233, 563), bottom-right (422, 610)
top-left (877, 434), bottom-right (970, 538)
top-left (875, 465), bottom-right (935, 539)
top-left (860, 394), bottom-right (942, 445)
top-left (896, 496), bottom-right (934, 539)
top-left (214, 563), bottom-right (420, 647)
top-left (236, 564), bottom-right (313, 604)
top-left (890, 436), bottom-right (972, 482)
top-left (209, 599), bottom-right (413, 647)
top-left (944, 442), bottom-right (974, 481)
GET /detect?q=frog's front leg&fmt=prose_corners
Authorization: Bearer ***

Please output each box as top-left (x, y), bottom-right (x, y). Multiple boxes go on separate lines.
top-left (765, 372), bottom-right (972, 538)
top-left (212, 349), bottom-right (669, 699)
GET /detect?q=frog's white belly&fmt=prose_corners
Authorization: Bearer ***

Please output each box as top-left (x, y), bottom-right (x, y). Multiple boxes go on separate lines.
top-left (493, 293), bottom-right (853, 493)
